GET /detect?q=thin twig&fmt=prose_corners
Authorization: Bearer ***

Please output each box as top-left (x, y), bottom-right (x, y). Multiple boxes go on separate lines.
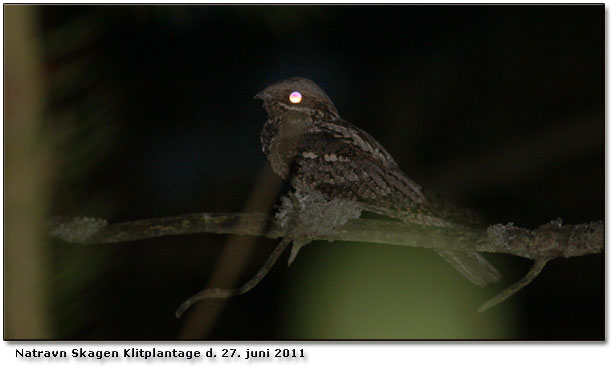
top-left (175, 237), bottom-right (292, 318)
top-left (478, 258), bottom-right (550, 313)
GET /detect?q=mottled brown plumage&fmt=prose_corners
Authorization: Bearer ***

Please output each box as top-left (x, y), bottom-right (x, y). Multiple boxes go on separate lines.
top-left (255, 77), bottom-right (500, 286)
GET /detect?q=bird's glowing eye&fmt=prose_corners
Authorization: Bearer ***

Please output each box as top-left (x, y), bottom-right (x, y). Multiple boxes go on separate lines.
top-left (289, 91), bottom-right (302, 104)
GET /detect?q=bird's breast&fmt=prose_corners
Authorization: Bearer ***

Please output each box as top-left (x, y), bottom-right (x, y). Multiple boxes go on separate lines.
top-left (262, 113), bottom-right (313, 180)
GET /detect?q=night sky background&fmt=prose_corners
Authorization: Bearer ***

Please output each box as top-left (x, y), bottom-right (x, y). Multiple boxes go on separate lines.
top-left (12, 5), bottom-right (604, 340)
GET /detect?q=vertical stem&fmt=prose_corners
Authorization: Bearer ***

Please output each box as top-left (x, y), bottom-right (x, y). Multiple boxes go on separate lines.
top-left (177, 165), bottom-right (283, 339)
top-left (5, 5), bottom-right (51, 339)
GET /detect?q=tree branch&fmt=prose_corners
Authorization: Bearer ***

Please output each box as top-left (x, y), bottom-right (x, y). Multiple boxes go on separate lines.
top-left (49, 213), bottom-right (603, 260)
top-left (48, 212), bottom-right (603, 316)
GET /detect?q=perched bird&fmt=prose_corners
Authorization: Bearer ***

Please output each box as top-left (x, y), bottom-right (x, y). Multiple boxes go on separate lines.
top-left (255, 77), bottom-right (500, 286)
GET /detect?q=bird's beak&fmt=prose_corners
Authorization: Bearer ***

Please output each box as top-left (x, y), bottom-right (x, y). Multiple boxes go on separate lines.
top-left (254, 88), bottom-right (272, 101)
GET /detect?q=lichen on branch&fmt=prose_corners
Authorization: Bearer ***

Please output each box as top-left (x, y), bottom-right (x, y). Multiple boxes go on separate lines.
top-left (48, 212), bottom-right (603, 315)
top-left (49, 213), bottom-right (603, 260)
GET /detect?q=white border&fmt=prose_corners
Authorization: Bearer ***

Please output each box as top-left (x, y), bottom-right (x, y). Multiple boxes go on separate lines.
top-left (1, 1), bottom-right (609, 366)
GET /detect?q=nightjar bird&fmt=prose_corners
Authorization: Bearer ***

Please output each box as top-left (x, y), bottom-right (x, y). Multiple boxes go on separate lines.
top-left (255, 77), bottom-right (500, 287)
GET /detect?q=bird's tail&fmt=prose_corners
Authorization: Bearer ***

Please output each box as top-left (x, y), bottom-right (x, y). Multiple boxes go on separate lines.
top-left (362, 203), bottom-right (502, 286)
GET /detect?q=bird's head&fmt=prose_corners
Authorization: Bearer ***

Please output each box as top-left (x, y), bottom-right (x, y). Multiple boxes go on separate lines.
top-left (254, 77), bottom-right (340, 119)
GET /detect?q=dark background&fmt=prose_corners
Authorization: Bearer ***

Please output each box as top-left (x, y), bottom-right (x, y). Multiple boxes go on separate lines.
top-left (16, 5), bottom-right (604, 340)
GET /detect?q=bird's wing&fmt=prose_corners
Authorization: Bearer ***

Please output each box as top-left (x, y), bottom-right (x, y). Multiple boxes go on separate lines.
top-left (289, 130), bottom-right (424, 208)
top-left (289, 127), bottom-right (501, 287)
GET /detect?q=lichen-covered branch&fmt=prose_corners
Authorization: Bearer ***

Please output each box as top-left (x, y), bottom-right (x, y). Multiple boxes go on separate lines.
top-left (48, 212), bottom-right (603, 315)
top-left (49, 213), bottom-right (603, 261)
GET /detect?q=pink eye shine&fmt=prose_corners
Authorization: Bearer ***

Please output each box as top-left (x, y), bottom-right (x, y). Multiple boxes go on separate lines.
top-left (289, 91), bottom-right (302, 103)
